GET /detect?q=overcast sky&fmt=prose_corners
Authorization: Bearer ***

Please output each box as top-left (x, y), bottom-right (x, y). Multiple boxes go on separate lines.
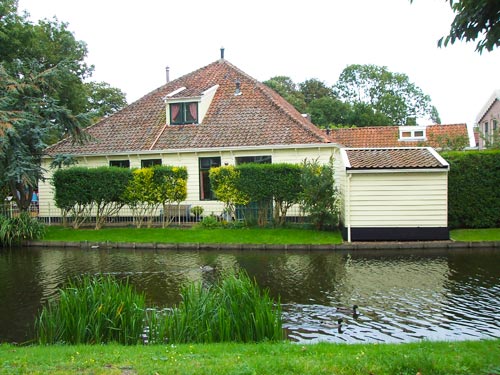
top-left (18, 0), bottom-right (500, 127)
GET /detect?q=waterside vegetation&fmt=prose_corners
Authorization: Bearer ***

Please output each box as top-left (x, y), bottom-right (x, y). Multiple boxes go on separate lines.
top-left (0, 212), bottom-right (45, 247)
top-left (35, 272), bottom-right (281, 346)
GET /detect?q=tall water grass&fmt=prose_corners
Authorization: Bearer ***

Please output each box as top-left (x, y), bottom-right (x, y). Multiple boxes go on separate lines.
top-left (35, 274), bottom-right (146, 345)
top-left (0, 212), bottom-right (45, 247)
top-left (148, 271), bottom-right (283, 344)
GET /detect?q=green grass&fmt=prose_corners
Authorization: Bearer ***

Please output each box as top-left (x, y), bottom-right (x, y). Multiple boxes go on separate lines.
top-left (42, 226), bottom-right (343, 245)
top-left (450, 228), bottom-right (500, 242)
top-left (1, 340), bottom-right (499, 375)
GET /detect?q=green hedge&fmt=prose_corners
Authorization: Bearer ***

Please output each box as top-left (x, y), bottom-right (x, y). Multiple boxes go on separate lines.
top-left (442, 150), bottom-right (500, 228)
top-left (52, 167), bottom-right (133, 228)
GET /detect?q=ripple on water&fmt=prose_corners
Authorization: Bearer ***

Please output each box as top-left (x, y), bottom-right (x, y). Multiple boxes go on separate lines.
top-left (1, 247), bottom-right (500, 344)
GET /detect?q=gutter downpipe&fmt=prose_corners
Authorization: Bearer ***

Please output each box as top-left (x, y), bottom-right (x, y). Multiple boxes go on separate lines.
top-left (347, 173), bottom-right (352, 243)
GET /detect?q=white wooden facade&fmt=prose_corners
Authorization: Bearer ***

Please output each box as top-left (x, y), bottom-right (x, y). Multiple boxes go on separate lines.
top-left (38, 144), bottom-right (336, 218)
top-left (336, 147), bottom-right (450, 242)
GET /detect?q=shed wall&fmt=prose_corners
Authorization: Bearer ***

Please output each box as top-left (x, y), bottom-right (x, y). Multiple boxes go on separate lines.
top-left (348, 172), bottom-right (448, 228)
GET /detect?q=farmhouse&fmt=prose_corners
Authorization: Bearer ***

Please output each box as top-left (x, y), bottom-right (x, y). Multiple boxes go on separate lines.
top-left (39, 53), bottom-right (453, 241)
top-left (39, 54), bottom-right (336, 218)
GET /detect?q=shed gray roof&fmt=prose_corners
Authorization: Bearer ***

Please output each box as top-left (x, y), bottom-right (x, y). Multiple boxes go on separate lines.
top-left (343, 148), bottom-right (449, 170)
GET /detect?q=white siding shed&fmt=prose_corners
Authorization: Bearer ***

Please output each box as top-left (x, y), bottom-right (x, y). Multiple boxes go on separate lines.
top-left (337, 147), bottom-right (449, 242)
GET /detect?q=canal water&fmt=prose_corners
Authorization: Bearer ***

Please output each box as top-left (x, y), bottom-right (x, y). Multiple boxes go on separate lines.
top-left (0, 246), bottom-right (499, 344)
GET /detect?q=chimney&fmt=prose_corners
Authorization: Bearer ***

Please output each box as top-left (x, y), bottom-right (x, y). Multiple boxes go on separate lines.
top-left (165, 66), bottom-right (170, 83)
top-left (220, 47), bottom-right (225, 60)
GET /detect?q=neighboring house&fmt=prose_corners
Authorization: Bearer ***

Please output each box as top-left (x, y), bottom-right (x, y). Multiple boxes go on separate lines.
top-left (335, 147), bottom-right (450, 241)
top-left (324, 123), bottom-right (473, 150)
top-left (39, 55), bottom-right (335, 218)
top-left (476, 90), bottom-right (500, 149)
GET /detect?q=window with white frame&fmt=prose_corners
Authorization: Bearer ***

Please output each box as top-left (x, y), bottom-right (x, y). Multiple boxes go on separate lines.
top-left (170, 102), bottom-right (198, 125)
top-left (399, 126), bottom-right (426, 141)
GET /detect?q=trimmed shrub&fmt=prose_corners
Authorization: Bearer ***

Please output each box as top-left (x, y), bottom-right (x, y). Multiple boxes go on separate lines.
top-left (52, 167), bottom-right (132, 229)
top-left (441, 150), bottom-right (500, 228)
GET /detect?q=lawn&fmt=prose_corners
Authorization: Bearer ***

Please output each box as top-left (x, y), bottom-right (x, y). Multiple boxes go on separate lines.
top-left (42, 226), bottom-right (344, 245)
top-left (1, 340), bottom-right (499, 375)
top-left (450, 228), bottom-right (500, 242)
top-left (40, 226), bottom-right (500, 245)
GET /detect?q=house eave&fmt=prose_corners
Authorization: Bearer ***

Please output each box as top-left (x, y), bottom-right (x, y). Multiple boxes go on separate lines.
top-left (42, 142), bottom-right (340, 159)
top-left (346, 167), bottom-right (449, 174)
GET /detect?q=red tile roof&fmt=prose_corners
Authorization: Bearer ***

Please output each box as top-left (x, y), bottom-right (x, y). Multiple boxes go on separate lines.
top-left (47, 59), bottom-right (331, 156)
top-left (325, 124), bottom-right (469, 148)
top-left (344, 148), bottom-right (448, 170)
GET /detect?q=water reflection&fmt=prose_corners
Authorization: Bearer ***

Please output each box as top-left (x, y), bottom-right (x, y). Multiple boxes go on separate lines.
top-left (0, 247), bottom-right (499, 344)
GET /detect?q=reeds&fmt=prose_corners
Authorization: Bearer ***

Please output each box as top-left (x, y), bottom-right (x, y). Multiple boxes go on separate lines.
top-left (35, 274), bottom-right (146, 345)
top-left (148, 271), bottom-right (283, 344)
top-left (0, 212), bottom-right (45, 247)
top-left (35, 272), bottom-right (283, 345)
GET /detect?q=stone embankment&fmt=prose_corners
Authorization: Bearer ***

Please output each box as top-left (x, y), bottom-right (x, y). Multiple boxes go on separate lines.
top-left (25, 240), bottom-right (500, 251)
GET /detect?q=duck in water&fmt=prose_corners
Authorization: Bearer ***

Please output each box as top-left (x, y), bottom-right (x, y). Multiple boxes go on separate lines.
top-left (320, 318), bottom-right (344, 334)
top-left (336, 304), bottom-right (359, 318)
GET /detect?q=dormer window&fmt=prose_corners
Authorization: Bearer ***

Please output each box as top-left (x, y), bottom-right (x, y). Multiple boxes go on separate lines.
top-left (170, 102), bottom-right (198, 125)
top-left (399, 126), bottom-right (426, 141)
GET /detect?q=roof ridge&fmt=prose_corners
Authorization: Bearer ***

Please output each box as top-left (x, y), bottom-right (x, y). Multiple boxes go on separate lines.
top-left (476, 89), bottom-right (500, 123)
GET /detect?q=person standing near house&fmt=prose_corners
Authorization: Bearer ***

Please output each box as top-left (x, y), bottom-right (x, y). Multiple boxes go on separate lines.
top-left (31, 190), bottom-right (39, 213)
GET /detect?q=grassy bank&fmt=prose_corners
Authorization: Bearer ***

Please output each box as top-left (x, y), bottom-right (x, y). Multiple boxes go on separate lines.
top-left (39, 226), bottom-right (500, 246)
top-left (450, 228), bottom-right (500, 242)
top-left (1, 340), bottom-right (499, 375)
top-left (42, 226), bottom-right (343, 245)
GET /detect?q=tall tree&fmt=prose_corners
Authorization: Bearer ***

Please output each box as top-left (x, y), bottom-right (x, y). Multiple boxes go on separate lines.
top-left (299, 78), bottom-right (334, 104)
top-left (334, 64), bottom-right (440, 125)
top-left (263, 76), bottom-right (307, 113)
top-left (0, 2), bottom-right (128, 210)
top-left (412, 0), bottom-right (500, 53)
top-left (84, 81), bottom-right (127, 123)
top-left (0, 60), bottom-right (88, 210)
top-left (308, 97), bottom-right (351, 127)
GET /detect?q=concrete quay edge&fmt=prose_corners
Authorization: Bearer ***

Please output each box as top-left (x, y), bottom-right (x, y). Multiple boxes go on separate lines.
top-left (23, 240), bottom-right (500, 251)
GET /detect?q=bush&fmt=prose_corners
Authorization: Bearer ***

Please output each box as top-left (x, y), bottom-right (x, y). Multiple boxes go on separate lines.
top-left (35, 275), bottom-right (146, 345)
top-left (299, 157), bottom-right (338, 230)
top-left (198, 214), bottom-right (221, 229)
top-left (0, 212), bottom-right (45, 247)
top-left (441, 150), bottom-right (500, 228)
top-left (153, 271), bottom-right (283, 344)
